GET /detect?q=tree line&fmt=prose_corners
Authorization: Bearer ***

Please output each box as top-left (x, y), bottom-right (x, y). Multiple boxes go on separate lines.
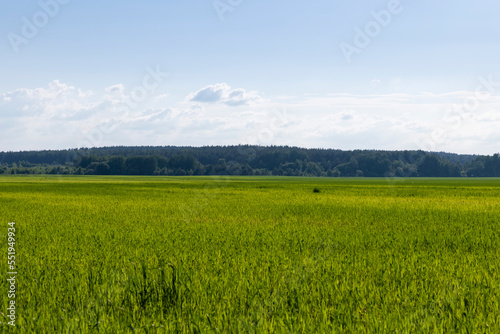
top-left (0, 145), bottom-right (498, 177)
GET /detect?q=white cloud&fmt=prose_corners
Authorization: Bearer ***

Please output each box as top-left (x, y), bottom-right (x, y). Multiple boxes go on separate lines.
top-left (104, 84), bottom-right (125, 98)
top-left (188, 83), bottom-right (263, 106)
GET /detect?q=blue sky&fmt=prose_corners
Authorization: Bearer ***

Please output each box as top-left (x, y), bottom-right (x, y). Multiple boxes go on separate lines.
top-left (1, 0), bottom-right (500, 154)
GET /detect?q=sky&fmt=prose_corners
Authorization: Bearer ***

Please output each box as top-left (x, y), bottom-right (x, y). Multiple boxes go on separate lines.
top-left (1, 0), bottom-right (500, 154)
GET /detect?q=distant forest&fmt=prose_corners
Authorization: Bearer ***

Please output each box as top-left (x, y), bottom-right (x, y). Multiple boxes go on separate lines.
top-left (0, 145), bottom-right (499, 177)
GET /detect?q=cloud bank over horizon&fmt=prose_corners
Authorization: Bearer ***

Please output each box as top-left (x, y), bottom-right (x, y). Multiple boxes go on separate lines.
top-left (1, 80), bottom-right (499, 155)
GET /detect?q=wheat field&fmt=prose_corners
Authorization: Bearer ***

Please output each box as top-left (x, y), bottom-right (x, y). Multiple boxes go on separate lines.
top-left (1, 176), bottom-right (499, 332)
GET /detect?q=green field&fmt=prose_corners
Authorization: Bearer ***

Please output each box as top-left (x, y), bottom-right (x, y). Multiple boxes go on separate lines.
top-left (1, 176), bottom-right (500, 332)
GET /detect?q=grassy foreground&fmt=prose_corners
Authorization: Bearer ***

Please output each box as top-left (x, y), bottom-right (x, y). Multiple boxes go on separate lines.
top-left (1, 176), bottom-right (500, 333)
